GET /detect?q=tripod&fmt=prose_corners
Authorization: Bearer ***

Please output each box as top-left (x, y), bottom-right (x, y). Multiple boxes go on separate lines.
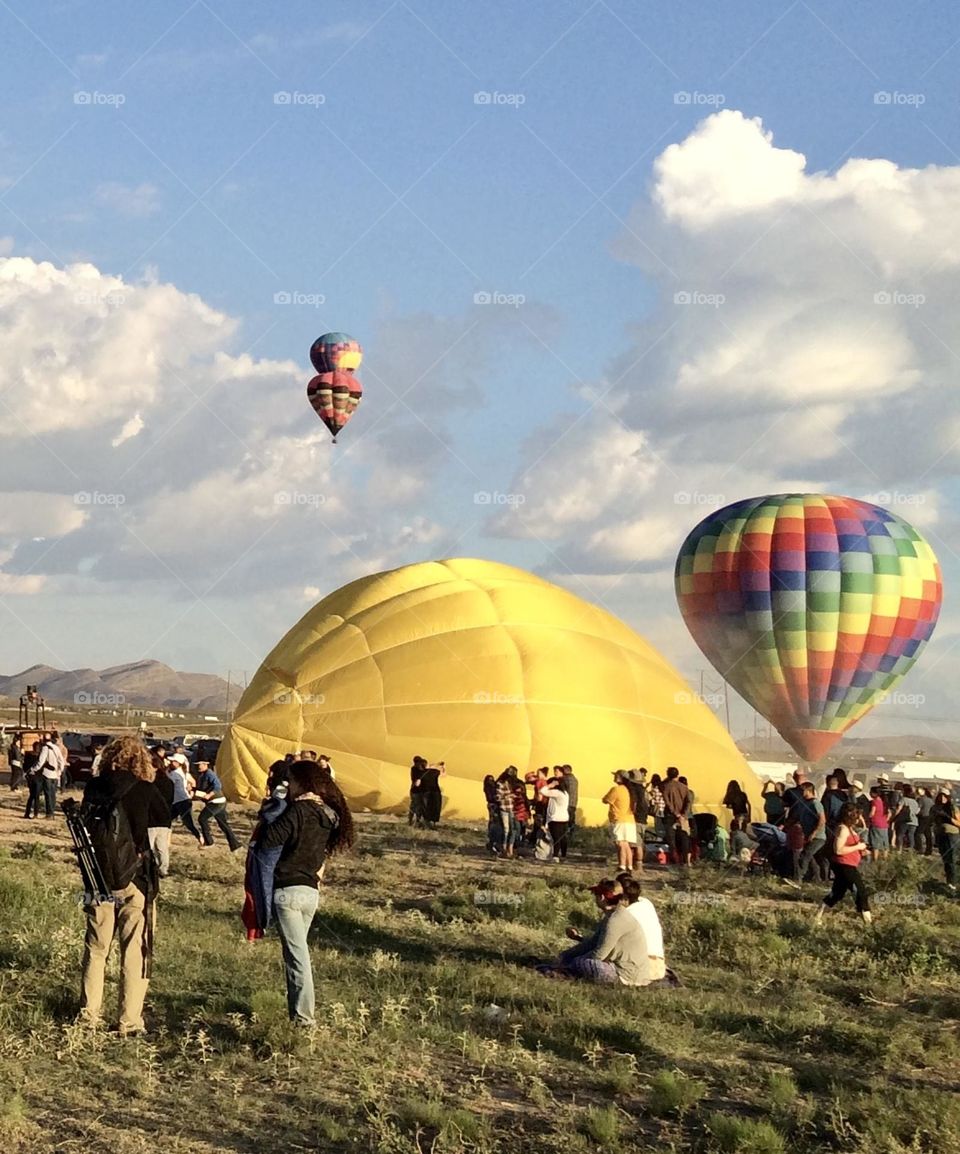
top-left (61, 799), bottom-right (113, 904)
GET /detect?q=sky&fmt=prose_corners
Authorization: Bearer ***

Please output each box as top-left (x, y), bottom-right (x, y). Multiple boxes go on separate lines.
top-left (3, 0), bottom-right (960, 746)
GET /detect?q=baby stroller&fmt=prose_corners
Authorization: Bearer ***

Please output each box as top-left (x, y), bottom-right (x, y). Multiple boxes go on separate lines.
top-left (747, 822), bottom-right (793, 878)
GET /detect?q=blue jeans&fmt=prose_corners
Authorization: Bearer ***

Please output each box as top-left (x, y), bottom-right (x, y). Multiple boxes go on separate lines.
top-left (41, 776), bottom-right (58, 816)
top-left (501, 811), bottom-right (520, 853)
top-left (273, 885), bottom-right (319, 1024)
top-left (939, 833), bottom-right (959, 887)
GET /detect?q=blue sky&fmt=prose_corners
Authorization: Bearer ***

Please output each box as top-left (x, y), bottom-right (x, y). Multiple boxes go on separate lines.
top-left (3, 1), bottom-right (960, 744)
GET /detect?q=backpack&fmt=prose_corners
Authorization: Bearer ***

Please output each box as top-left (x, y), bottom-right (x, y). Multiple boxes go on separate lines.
top-left (629, 782), bottom-right (649, 823)
top-left (81, 783), bottom-right (143, 891)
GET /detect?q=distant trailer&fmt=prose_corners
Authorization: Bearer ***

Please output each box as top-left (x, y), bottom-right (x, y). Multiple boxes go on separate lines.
top-left (203, 715), bottom-right (220, 721)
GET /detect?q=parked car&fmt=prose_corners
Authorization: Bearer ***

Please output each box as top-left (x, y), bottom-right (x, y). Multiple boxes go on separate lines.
top-left (62, 731), bottom-right (113, 788)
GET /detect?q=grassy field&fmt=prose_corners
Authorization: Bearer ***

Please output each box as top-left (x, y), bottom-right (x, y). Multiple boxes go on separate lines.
top-left (0, 789), bottom-right (958, 1154)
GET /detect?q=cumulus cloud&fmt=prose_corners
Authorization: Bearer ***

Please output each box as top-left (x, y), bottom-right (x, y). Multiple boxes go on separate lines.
top-left (95, 181), bottom-right (162, 218)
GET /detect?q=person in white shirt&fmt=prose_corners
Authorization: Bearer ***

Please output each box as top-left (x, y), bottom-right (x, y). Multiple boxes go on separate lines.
top-left (540, 776), bottom-right (570, 862)
top-left (616, 872), bottom-right (666, 983)
top-left (35, 732), bottom-right (66, 818)
top-left (167, 754), bottom-right (202, 844)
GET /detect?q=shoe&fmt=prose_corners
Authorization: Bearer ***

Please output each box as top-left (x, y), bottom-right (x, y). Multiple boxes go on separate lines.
top-left (861, 910), bottom-right (873, 926)
top-left (783, 879), bottom-right (801, 890)
top-left (813, 905), bottom-right (826, 926)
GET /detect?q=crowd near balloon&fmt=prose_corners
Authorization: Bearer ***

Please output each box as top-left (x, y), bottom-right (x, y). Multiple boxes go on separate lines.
top-left (3, 456), bottom-right (958, 1033)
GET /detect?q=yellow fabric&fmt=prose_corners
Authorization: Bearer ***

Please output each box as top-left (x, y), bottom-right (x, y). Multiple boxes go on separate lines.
top-left (602, 784), bottom-right (632, 823)
top-left (218, 558), bottom-right (758, 823)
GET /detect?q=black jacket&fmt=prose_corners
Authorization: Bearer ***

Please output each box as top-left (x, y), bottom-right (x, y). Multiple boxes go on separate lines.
top-left (153, 772), bottom-right (175, 826)
top-left (261, 799), bottom-right (336, 889)
top-left (82, 770), bottom-right (169, 853)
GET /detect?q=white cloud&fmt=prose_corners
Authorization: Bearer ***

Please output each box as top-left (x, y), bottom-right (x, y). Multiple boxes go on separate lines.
top-left (95, 181), bottom-right (162, 218)
top-left (112, 413), bottom-right (144, 447)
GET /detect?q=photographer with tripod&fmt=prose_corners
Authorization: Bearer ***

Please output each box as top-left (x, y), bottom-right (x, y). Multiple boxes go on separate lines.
top-left (67, 736), bottom-right (169, 1036)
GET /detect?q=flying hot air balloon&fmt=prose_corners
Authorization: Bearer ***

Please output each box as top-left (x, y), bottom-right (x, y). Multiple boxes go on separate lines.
top-left (674, 494), bottom-right (943, 762)
top-left (306, 333), bottom-right (363, 443)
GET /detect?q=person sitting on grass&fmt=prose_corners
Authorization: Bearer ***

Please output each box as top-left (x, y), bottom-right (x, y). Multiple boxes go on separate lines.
top-left (546, 877), bottom-right (664, 986)
top-left (729, 817), bottom-right (757, 861)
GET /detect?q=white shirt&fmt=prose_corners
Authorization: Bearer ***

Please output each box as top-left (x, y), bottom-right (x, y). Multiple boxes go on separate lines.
top-left (540, 786), bottom-right (569, 823)
top-left (626, 897), bottom-right (664, 959)
top-left (37, 742), bottom-right (66, 780)
top-left (168, 766), bottom-right (191, 805)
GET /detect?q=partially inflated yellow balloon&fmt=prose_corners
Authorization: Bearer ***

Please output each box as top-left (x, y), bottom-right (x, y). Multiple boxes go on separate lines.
top-left (218, 558), bottom-right (757, 822)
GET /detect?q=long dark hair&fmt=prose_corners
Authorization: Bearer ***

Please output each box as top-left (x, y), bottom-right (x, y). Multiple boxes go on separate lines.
top-left (288, 760), bottom-right (356, 855)
top-left (832, 767), bottom-right (851, 790)
top-left (722, 780), bottom-right (744, 807)
top-left (837, 802), bottom-right (859, 828)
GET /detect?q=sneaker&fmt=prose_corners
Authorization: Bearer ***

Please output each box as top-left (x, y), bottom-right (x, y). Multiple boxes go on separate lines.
top-left (861, 910), bottom-right (873, 926)
top-left (783, 879), bottom-right (801, 891)
top-left (813, 905), bottom-right (825, 926)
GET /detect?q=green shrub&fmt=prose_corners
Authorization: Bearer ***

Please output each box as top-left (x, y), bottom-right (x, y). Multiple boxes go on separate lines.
top-left (648, 1070), bottom-right (706, 1116)
top-left (579, 1105), bottom-right (622, 1148)
top-left (708, 1113), bottom-right (786, 1154)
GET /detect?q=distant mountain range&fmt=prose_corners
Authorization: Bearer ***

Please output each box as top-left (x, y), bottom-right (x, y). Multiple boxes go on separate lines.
top-left (0, 661), bottom-right (243, 713)
top-left (739, 733), bottom-right (960, 763)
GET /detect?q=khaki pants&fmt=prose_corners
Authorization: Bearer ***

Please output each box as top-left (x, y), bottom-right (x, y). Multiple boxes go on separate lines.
top-left (148, 826), bottom-right (171, 876)
top-left (80, 883), bottom-right (154, 1033)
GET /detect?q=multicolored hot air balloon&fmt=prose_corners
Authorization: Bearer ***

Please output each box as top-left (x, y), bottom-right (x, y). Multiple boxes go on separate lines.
top-left (675, 494), bottom-right (943, 762)
top-left (306, 333), bottom-right (363, 442)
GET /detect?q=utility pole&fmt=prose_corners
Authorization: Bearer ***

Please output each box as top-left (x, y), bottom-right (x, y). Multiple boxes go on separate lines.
top-left (225, 671), bottom-right (231, 718)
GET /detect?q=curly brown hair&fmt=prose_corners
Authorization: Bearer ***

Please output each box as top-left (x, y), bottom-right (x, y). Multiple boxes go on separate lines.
top-left (100, 735), bottom-right (155, 782)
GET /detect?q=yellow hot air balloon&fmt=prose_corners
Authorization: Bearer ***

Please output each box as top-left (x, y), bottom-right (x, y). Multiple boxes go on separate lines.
top-left (218, 559), bottom-right (758, 822)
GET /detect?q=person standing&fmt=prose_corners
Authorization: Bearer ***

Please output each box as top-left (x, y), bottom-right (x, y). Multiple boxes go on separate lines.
top-left (148, 753), bottom-right (175, 878)
top-left (815, 802), bottom-right (872, 926)
top-left (259, 761), bottom-right (355, 1027)
top-left (915, 787), bottom-right (935, 856)
top-left (849, 780), bottom-right (871, 825)
top-left (561, 764), bottom-right (579, 845)
top-left (648, 773), bottom-right (666, 840)
top-left (22, 740), bottom-right (42, 819)
top-left (540, 776), bottom-right (570, 862)
top-left (8, 734), bottom-right (24, 791)
top-left (602, 771), bottom-right (636, 872)
top-left (762, 781), bottom-right (786, 825)
top-left (78, 737), bottom-right (169, 1035)
top-left (867, 786), bottom-right (890, 861)
top-left (722, 780), bottom-right (752, 824)
top-left (194, 760), bottom-right (242, 852)
top-left (167, 754), bottom-right (202, 845)
top-left (896, 784), bottom-right (920, 851)
top-left (417, 761), bottom-right (444, 828)
top-left (90, 743), bottom-right (105, 778)
top-left (789, 781), bottom-right (828, 883)
top-left (36, 731), bottom-right (66, 817)
top-left (408, 756), bottom-right (426, 827)
top-left (660, 767), bottom-right (691, 866)
top-left (931, 789), bottom-right (960, 892)
top-left (821, 775), bottom-right (848, 831)
top-left (483, 775), bottom-right (501, 854)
